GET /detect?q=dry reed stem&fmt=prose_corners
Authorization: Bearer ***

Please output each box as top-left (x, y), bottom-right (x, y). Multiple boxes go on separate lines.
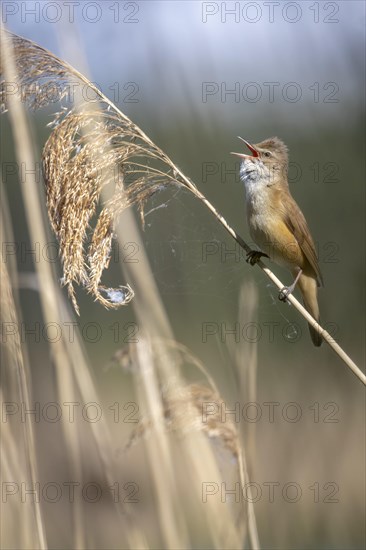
top-left (121, 337), bottom-right (260, 547)
top-left (229, 281), bottom-right (260, 548)
top-left (0, 225), bottom-right (47, 549)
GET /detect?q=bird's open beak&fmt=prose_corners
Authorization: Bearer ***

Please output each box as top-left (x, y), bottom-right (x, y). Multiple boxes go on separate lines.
top-left (231, 137), bottom-right (259, 159)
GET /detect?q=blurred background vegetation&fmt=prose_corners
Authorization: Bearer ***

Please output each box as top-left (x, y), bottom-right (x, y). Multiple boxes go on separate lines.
top-left (1, 1), bottom-right (365, 549)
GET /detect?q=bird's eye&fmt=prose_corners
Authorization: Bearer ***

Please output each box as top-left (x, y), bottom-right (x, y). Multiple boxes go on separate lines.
top-left (264, 151), bottom-right (272, 158)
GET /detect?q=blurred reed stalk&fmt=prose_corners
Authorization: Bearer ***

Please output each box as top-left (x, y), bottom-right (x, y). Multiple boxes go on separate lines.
top-left (0, 212), bottom-right (47, 549)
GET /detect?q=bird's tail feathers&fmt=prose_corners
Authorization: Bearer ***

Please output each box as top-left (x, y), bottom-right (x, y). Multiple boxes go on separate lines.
top-left (297, 273), bottom-right (322, 347)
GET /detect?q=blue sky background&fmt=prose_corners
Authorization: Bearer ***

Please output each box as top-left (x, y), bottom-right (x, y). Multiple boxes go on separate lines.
top-left (2, 0), bottom-right (364, 135)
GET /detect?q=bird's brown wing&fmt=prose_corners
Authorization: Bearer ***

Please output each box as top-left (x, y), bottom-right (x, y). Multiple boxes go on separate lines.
top-left (281, 195), bottom-right (323, 287)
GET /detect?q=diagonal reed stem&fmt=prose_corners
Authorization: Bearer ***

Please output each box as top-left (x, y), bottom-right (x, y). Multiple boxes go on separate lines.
top-left (2, 31), bottom-right (364, 386)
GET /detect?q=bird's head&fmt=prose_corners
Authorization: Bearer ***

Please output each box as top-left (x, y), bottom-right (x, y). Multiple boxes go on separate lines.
top-left (232, 136), bottom-right (289, 187)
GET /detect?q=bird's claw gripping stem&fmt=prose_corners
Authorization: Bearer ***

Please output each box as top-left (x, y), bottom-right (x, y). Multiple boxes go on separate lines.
top-left (278, 270), bottom-right (302, 303)
top-left (279, 287), bottom-right (291, 303)
top-left (246, 250), bottom-right (269, 266)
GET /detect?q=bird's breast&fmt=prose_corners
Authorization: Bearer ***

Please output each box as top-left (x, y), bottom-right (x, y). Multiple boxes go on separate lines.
top-left (246, 197), bottom-right (304, 270)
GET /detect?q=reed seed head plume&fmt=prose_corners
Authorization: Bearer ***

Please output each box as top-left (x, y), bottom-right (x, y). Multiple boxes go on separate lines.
top-left (1, 31), bottom-right (196, 312)
top-left (126, 383), bottom-right (240, 460)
